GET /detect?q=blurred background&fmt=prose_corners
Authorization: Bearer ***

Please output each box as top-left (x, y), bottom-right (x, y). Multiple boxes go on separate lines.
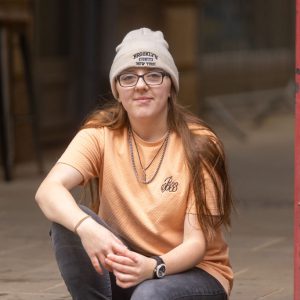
top-left (0, 0), bottom-right (295, 299)
top-left (0, 0), bottom-right (294, 163)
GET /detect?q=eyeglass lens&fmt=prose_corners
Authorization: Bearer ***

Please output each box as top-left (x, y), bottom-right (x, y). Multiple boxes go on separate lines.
top-left (119, 72), bottom-right (165, 87)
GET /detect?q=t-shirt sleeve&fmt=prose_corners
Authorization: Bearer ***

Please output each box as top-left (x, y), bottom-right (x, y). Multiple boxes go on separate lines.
top-left (57, 127), bottom-right (104, 185)
top-left (187, 169), bottom-right (220, 216)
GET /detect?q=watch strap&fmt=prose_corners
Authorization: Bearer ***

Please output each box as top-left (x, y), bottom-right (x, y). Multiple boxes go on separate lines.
top-left (152, 255), bottom-right (165, 265)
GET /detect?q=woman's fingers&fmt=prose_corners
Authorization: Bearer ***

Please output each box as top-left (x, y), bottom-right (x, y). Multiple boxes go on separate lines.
top-left (106, 253), bottom-right (135, 265)
top-left (107, 253), bottom-right (154, 288)
top-left (105, 257), bottom-right (135, 274)
top-left (123, 248), bottom-right (139, 263)
top-left (98, 251), bottom-right (118, 272)
top-left (113, 235), bottom-right (126, 246)
top-left (90, 255), bottom-right (103, 274)
top-left (115, 277), bottom-right (134, 289)
top-left (111, 244), bottom-right (138, 263)
top-left (111, 241), bottom-right (128, 254)
top-left (113, 270), bottom-right (135, 283)
top-left (91, 252), bottom-right (115, 274)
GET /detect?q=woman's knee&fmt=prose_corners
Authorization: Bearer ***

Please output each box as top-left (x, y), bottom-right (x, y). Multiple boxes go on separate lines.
top-left (131, 280), bottom-right (168, 300)
top-left (50, 205), bottom-right (114, 252)
top-left (79, 205), bottom-right (115, 232)
top-left (50, 205), bottom-right (93, 237)
top-left (50, 205), bottom-right (100, 239)
top-left (130, 271), bottom-right (227, 300)
top-left (79, 204), bottom-right (97, 217)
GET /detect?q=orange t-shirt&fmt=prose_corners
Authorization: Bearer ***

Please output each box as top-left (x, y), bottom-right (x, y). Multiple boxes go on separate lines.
top-left (58, 126), bottom-right (233, 294)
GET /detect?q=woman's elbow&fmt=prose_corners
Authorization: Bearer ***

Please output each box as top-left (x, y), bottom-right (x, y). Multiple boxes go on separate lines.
top-left (189, 238), bottom-right (206, 261)
top-left (35, 182), bottom-right (47, 205)
top-left (35, 179), bottom-right (55, 206)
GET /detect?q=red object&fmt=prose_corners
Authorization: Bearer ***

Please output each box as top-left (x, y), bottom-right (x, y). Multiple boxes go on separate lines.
top-left (296, 0), bottom-right (300, 299)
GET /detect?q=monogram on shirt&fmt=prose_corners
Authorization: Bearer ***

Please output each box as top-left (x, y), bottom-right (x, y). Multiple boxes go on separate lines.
top-left (161, 176), bottom-right (178, 193)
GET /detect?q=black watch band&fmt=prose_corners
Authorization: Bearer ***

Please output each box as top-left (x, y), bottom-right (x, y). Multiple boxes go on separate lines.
top-left (152, 256), bottom-right (166, 279)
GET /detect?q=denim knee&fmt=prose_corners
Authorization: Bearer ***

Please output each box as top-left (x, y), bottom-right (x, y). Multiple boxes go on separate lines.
top-left (79, 204), bottom-right (97, 217)
top-left (131, 280), bottom-right (167, 300)
top-left (49, 205), bottom-right (94, 238)
top-left (50, 213), bottom-right (113, 300)
top-left (130, 270), bottom-right (227, 300)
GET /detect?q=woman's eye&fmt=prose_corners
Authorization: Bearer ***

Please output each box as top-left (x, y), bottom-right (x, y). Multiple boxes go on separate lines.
top-left (147, 72), bottom-right (161, 79)
top-left (121, 74), bottom-right (136, 81)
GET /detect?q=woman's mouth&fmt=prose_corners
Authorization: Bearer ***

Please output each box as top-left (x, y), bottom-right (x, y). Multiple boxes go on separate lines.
top-left (133, 97), bottom-right (152, 103)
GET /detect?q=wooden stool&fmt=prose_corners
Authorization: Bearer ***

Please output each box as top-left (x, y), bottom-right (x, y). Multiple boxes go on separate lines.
top-left (0, 11), bottom-right (43, 181)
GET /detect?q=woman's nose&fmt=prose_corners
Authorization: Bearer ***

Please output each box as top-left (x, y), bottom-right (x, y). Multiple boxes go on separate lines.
top-left (135, 76), bottom-right (148, 89)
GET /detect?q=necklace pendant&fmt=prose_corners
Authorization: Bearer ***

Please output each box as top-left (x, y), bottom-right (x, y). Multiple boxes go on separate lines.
top-left (141, 168), bottom-right (146, 182)
top-left (129, 127), bottom-right (170, 185)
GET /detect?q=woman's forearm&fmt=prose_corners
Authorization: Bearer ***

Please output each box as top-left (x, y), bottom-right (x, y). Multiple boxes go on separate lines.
top-left (161, 239), bottom-right (206, 275)
top-left (35, 181), bottom-right (88, 232)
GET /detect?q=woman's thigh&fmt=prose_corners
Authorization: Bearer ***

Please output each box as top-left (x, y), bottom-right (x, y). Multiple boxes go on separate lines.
top-left (131, 268), bottom-right (227, 300)
top-left (50, 205), bottom-right (113, 299)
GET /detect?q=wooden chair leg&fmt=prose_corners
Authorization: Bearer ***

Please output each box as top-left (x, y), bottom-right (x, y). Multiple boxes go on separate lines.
top-left (0, 27), bottom-right (13, 181)
top-left (19, 32), bottom-right (43, 175)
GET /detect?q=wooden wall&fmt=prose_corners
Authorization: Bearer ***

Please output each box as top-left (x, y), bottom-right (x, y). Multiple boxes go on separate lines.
top-left (0, 0), bottom-right (294, 164)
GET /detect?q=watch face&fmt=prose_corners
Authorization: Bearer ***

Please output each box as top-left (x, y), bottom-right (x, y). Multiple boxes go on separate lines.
top-left (156, 264), bottom-right (166, 278)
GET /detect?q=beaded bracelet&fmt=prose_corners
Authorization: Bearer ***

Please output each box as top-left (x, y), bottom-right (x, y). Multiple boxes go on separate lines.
top-left (74, 215), bottom-right (91, 234)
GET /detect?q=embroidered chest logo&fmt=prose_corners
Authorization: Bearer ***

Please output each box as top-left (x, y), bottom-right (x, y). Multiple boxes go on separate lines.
top-left (161, 176), bottom-right (179, 193)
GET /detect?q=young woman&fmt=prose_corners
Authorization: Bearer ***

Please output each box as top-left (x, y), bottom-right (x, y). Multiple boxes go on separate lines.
top-left (35, 28), bottom-right (234, 300)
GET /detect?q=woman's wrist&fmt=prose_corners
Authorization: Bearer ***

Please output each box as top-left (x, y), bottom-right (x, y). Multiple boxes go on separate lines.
top-left (147, 257), bottom-right (158, 279)
top-left (74, 215), bottom-right (97, 237)
top-left (74, 215), bottom-right (91, 234)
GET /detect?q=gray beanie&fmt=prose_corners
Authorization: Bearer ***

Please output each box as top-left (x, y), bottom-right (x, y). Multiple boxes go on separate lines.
top-left (109, 28), bottom-right (179, 99)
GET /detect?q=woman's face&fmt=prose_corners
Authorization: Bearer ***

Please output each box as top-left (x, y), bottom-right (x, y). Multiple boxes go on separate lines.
top-left (115, 67), bottom-right (172, 124)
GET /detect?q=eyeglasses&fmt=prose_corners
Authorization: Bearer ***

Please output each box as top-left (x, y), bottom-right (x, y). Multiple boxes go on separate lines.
top-left (117, 71), bottom-right (169, 87)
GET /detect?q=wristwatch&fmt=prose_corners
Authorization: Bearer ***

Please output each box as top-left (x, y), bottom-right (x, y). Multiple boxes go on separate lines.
top-left (152, 256), bottom-right (166, 279)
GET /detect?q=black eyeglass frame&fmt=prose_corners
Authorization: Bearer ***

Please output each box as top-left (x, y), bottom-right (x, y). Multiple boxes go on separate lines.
top-left (116, 71), bottom-right (170, 87)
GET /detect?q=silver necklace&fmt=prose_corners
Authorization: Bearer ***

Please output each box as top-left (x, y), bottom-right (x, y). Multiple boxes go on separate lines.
top-left (128, 127), bottom-right (170, 184)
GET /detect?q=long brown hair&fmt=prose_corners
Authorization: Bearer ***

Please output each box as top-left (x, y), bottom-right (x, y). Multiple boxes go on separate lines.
top-left (81, 89), bottom-right (233, 239)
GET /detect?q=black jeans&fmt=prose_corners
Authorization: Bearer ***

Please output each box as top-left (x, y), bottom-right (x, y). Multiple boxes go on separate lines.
top-left (50, 206), bottom-right (227, 300)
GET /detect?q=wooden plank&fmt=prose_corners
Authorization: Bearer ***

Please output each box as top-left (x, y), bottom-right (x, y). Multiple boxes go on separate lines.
top-left (295, 0), bottom-right (300, 299)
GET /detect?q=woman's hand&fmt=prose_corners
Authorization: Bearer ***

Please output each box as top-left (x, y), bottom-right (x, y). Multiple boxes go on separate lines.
top-left (76, 217), bottom-right (127, 274)
top-left (105, 248), bottom-right (156, 288)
